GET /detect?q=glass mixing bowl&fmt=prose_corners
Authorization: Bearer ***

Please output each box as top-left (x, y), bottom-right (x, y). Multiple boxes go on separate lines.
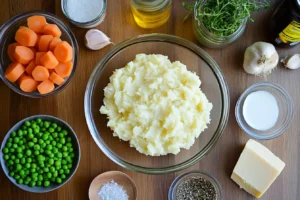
top-left (0, 11), bottom-right (78, 98)
top-left (84, 34), bottom-right (230, 174)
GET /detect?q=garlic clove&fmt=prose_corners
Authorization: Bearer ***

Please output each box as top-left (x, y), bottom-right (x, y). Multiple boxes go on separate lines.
top-left (243, 42), bottom-right (279, 76)
top-left (281, 54), bottom-right (300, 70)
top-left (85, 29), bottom-right (113, 50)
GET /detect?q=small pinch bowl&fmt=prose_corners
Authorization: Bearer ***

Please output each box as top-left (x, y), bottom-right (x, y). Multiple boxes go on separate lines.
top-left (0, 11), bottom-right (79, 98)
top-left (0, 115), bottom-right (81, 193)
top-left (89, 171), bottom-right (137, 200)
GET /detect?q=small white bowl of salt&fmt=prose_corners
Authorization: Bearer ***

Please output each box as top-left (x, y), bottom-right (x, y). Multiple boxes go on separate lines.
top-left (89, 171), bottom-right (137, 200)
top-left (235, 82), bottom-right (294, 140)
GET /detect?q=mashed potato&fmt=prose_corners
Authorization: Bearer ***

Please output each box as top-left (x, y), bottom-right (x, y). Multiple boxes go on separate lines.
top-left (100, 54), bottom-right (212, 156)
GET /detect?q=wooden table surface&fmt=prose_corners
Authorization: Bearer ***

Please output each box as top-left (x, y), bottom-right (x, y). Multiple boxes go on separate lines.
top-left (0, 0), bottom-right (299, 199)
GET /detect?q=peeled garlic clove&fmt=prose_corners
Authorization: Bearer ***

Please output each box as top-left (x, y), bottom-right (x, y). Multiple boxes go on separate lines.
top-left (243, 42), bottom-right (279, 76)
top-left (85, 29), bottom-right (112, 50)
top-left (281, 54), bottom-right (300, 70)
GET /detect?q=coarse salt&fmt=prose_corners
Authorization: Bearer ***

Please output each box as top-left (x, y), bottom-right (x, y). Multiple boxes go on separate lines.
top-left (65, 0), bottom-right (104, 23)
top-left (98, 180), bottom-right (128, 200)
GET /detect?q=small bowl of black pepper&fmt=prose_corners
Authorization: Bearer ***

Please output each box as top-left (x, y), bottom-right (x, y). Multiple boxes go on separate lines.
top-left (168, 171), bottom-right (223, 200)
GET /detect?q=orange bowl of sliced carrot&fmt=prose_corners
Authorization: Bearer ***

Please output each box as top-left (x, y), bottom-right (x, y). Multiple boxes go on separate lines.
top-left (0, 11), bottom-right (78, 97)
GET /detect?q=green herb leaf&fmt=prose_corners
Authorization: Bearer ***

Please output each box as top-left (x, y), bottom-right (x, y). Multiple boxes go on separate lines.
top-left (182, 0), bottom-right (270, 36)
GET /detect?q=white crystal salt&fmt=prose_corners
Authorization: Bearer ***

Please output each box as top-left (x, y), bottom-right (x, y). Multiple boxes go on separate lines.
top-left (98, 180), bottom-right (129, 200)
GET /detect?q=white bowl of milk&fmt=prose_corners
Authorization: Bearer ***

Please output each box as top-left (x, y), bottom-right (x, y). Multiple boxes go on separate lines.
top-left (235, 82), bottom-right (294, 140)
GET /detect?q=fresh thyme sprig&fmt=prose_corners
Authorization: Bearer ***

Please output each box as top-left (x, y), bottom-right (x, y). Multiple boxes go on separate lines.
top-left (182, 0), bottom-right (270, 37)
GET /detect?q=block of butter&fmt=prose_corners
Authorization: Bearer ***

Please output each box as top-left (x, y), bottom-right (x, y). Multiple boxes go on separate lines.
top-left (231, 139), bottom-right (285, 198)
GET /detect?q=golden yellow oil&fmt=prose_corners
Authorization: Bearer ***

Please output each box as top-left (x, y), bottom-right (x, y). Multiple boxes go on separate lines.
top-left (130, 2), bottom-right (171, 28)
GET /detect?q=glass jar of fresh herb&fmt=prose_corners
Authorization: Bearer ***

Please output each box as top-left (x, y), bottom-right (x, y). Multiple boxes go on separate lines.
top-left (183, 0), bottom-right (270, 48)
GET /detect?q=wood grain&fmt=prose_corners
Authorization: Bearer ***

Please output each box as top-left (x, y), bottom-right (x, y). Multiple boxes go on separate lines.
top-left (0, 0), bottom-right (299, 199)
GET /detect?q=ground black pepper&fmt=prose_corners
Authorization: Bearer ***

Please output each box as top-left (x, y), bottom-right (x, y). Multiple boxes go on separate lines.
top-left (175, 176), bottom-right (217, 200)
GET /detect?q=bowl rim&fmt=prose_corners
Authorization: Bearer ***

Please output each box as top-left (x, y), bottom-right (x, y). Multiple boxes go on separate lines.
top-left (0, 10), bottom-right (79, 98)
top-left (168, 170), bottom-right (223, 200)
top-left (84, 33), bottom-right (230, 174)
top-left (0, 115), bottom-right (81, 193)
top-left (235, 81), bottom-right (294, 140)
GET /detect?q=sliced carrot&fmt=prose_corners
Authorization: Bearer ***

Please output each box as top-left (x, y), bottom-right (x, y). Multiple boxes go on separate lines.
top-left (14, 46), bottom-right (35, 65)
top-left (18, 75), bottom-right (39, 92)
top-left (4, 63), bottom-right (25, 83)
top-left (7, 43), bottom-right (20, 62)
top-left (38, 35), bottom-right (53, 52)
top-left (43, 24), bottom-right (61, 38)
top-left (27, 15), bottom-right (47, 34)
top-left (37, 80), bottom-right (54, 94)
top-left (49, 72), bottom-right (65, 85)
top-left (54, 61), bottom-right (73, 78)
top-left (35, 52), bottom-right (46, 65)
top-left (40, 51), bottom-right (59, 69)
top-left (25, 60), bottom-right (36, 75)
top-left (49, 37), bottom-right (62, 51)
top-left (15, 26), bottom-right (38, 47)
top-left (32, 65), bottom-right (49, 81)
top-left (35, 34), bottom-right (41, 48)
top-left (53, 41), bottom-right (73, 63)
top-left (29, 47), bottom-right (37, 55)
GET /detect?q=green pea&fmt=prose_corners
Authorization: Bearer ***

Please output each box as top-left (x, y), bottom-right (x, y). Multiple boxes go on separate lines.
top-left (19, 170), bottom-right (25, 176)
top-left (53, 148), bottom-right (58, 154)
top-left (28, 133), bottom-right (34, 139)
top-left (17, 179), bottom-right (23, 184)
top-left (61, 174), bottom-right (66, 179)
top-left (38, 174), bottom-right (43, 181)
top-left (17, 130), bottom-right (23, 137)
top-left (26, 157), bottom-right (32, 163)
top-left (37, 181), bottom-right (42, 186)
top-left (36, 118), bottom-right (42, 123)
top-left (31, 124), bottom-right (37, 129)
top-left (59, 138), bottom-right (66, 144)
top-left (17, 153), bottom-right (23, 158)
top-left (31, 163), bottom-right (37, 169)
top-left (20, 158), bottom-right (26, 164)
top-left (12, 144), bottom-right (18, 148)
top-left (46, 172), bottom-right (52, 178)
top-left (26, 176), bottom-right (31, 182)
top-left (58, 133), bottom-right (64, 138)
top-left (62, 146), bottom-right (68, 152)
top-left (52, 132), bottom-right (58, 138)
top-left (48, 136), bottom-right (53, 141)
top-left (44, 122), bottom-right (50, 128)
top-left (33, 128), bottom-right (39, 134)
top-left (53, 171), bottom-right (58, 177)
top-left (56, 126), bottom-right (62, 132)
top-left (6, 143), bottom-right (12, 148)
top-left (4, 155), bottom-right (9, 160)
top-left (34, 151), bottom-right (39, 155)
top-left (56, 143), bottom-right (62, 149)
top-left (46, 144), bottom-right (52, 150)
top-left (66, 156), bottom-right (72, 163)
top-left (41, 143), bottom-right (46, 148)
top-left (9, 171), bottom-right (15, 177)
top-left (25, 163), bottom-right (31, 168)
top-left (34, 144), bottom-right (40, 151)
top-left (25, 149), bottom-right (32, 156)
top-left (21, 145), bottom-right (26, 150)
top-left (61, 160), bottom-right (67, 165)
top-left (62, 165), bottom-right (68, 170)
top-left (40, 149), bottom-right (44, 153)
top-left (48, 159), bottom-right (54, 165)
top-left (38, 169), bottom-right (43, 174)
top-left (25, 121), bottom-right (31, 127)
top-left (41, 128), bottom-right (46, 132)
top-left (2, 147), bottom-right (9, 154)
top-left (49, 153), bottom-right (54, 158)
top-left (32, 176), bottom-right (38, 182)
top-left (56, 153), bottom-right (62, 158)
top-left (43, 167), bottom-right (49, 172)
top-left (38, 139), bottom-right (44, 144)
top-left (32, 138), bottom-right (38, 143)
top-left (58, 169), bottom-right (64, 174)
top-left (45, 140), bottom-right (50, 145)
top-left (18, 140), bottom-right (23, 145)
top-left (14, 137), bottom-right (20, 143)
top-left (28, 128), bottom-right (33, 134)
top-left (44, 180), bottom-right (50, 187)
top-left (16, 147), bottom-right (22, 153)
top-left (62, 130), bottom-right (68, 136)
top-left (11, 132), bottom-right (17, 137)
top-left (14, 174), bottom-right (20, 180)
top-left (30, 181), bottom-right (36, 187)
top-left (67, 164), bottom-right (72, 169)
top-left (48, 128), bottom-right (55, 133)
top-left (15, 158), bottom-right (20, 164)
top-left (51, 141), bottom-right (57, 146)
top-left (62, 152), bottom-right (68, 158)
top-left (31, 168), bottom-right (36, 173)
top-left (16, 164), bottom-right (22, 171)
top-left (10, 155), bottom-right (16, 160)
top-left (66, 143), bottom-right (72, 148)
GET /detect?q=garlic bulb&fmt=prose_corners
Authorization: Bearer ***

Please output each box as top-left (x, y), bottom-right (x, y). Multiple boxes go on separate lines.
top-left (243, 42), bottom-right (279, 76)
top-left (281, 54), bottom-right (300, 70)
top-left (85, 29), bottom-right (112, 50)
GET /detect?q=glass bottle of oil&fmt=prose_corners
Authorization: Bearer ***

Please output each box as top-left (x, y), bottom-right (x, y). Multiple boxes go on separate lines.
top-left (130, 0), bottom-right (172, 28)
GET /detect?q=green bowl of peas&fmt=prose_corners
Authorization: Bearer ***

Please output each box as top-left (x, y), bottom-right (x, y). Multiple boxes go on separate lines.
top-left (0, 115), bottom-right (80, 193)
